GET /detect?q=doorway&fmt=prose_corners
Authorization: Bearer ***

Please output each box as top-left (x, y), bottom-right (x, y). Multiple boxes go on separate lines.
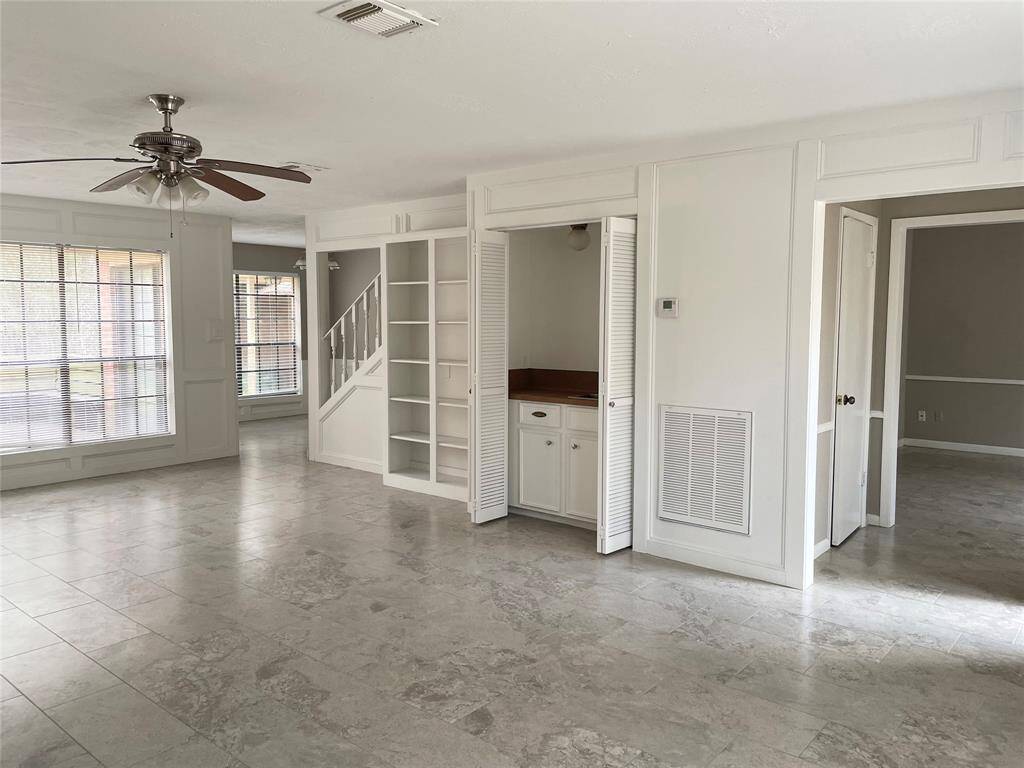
top-left (816, 187), bottom-right (1024, 560)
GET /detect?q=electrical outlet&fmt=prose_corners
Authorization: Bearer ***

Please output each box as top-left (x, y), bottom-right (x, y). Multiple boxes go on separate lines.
top-left (917, 409), bottom-right (928, 423)
top-left (934, 410), bottom-right (943, 423)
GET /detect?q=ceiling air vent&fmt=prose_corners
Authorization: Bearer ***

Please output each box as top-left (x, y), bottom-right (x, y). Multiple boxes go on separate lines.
top-left (318, 0), bottom-right (437, 37)
top-left (657, 405), bottom-right (752, 535)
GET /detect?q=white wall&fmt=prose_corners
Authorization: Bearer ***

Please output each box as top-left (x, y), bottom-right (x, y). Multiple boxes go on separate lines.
top-left (509, 225), bottom-right (601, 372)
top-left (0, 194), bottom-right (237, 489)
top-left (468, 89), bottom-right (1024, 588)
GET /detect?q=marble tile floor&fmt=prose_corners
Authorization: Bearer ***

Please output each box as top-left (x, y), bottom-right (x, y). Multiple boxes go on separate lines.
top-left (1, 417), bottom-right (1021, 767)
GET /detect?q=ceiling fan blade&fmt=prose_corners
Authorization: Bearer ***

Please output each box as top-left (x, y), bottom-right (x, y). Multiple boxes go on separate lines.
top-left (3, 157), bottom-right (150, 166)
top-left (189, 168), bottom-right (265, 201)
top-left (90, 167), bottom-right (155, 193)
top-left (195, 158), bottom-right (310, 183)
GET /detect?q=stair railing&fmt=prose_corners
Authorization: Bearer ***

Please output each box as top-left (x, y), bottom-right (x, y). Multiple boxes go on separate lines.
top-left (323, 273), bottom-right (381, 394)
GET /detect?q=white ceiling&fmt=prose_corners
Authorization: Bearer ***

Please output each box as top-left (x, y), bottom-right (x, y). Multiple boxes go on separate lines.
top-left (2, 1), bottom-right (1021, 247)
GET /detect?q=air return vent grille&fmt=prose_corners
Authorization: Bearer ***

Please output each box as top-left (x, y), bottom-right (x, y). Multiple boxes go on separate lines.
top-left (319, 0), bottom-right (437, 37)
top-left (657, 405), bottom-right (752, 534)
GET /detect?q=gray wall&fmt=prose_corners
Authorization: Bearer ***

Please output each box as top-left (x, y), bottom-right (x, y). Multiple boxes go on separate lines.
top-left (329, 248), bottom-right (380, 321)
top-left (902, 223), bottom-right (1024, 448)
top-left (232, 242), bottom-right (307, 360)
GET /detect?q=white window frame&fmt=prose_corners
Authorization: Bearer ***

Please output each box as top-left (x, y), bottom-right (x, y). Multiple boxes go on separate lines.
top-left (233, 269), bottom-right (303, 401)
top-left (0, 240), bottom-right (174, 454)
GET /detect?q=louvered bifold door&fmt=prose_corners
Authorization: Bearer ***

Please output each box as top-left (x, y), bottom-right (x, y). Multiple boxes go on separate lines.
top-left (597, 217), bottom-right (637, 554)
top-left (471, 230), bottom-right (509, 523)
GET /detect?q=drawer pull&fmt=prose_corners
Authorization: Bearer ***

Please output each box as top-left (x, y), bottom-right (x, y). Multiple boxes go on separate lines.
top-left (532, 411), bottom-right (547, 418)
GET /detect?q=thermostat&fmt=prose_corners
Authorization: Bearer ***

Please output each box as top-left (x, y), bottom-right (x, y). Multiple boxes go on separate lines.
top-left (656, 298), bottom-right (678, 318)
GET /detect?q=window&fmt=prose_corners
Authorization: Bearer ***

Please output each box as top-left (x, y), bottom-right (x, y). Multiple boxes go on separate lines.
top-left (233, 272), bottom-right (301, 398)
top-left (0, 242), bottom-right (170, 451)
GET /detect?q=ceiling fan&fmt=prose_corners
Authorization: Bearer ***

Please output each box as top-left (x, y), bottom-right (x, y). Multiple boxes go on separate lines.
top-left (1, 94), bottom-right (311, 206)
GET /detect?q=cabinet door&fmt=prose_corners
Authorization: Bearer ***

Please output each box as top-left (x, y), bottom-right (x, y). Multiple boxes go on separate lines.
top-left (518, 429), bottom-right (561, 512)
top-left (472, 230), bottom-right (509, 523)
top-left (597, 216), bottom-right (637, 554)
top-left (565, 434), bottom-right (599, 520)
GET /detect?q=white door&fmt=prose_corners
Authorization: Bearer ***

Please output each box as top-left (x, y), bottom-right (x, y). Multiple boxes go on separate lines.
top-left (598, 217), bottom-right (637, 554)
top-left (565, 433), bottom-right (598, 520)
top-left (831, 210), bottom-right (878, 546)
top-left (519, 429), bottom-right (561, 512)
top-left (471, 230), bottom-right (509, 523)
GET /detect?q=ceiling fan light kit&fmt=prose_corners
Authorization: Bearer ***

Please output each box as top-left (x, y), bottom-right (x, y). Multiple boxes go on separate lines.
top-left (1, 93), bottom-right (312, 207)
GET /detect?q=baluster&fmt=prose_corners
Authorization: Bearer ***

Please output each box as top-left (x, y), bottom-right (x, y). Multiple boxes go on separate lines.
top-left (362, 289), bottom-right (369, 364)
top-left (340, 329), bottom-right (346, 384)
top-left (329, 326), bottom-right (337, 394)
top-left (349, 305), bottom-right (357, 372)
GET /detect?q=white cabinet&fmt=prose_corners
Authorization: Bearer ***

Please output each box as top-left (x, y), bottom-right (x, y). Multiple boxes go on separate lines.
top-left (565, 434), bottom-right (598, 520)
top-left (510, 401), bottom-right (598, 525)
top-left (518, 429), bottom-right (561, 511)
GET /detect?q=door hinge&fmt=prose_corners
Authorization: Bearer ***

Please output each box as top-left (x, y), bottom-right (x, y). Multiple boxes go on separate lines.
top-left (860, 470), bottom-right (867, 487)
top-left (867, 250), bottom-right (876, 269)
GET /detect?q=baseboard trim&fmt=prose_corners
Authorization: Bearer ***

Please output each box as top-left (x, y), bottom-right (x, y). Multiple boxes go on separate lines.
top-left (641, 537), bottom-right (794, 588)
top-left (814, 539), bottom-right (830, 558)
top-left (901, 439), bottom-right (1024, 458)
top-left (510, 506), bottom-right (596, 531)
top-left (315, 453), bottom-right (382, 474)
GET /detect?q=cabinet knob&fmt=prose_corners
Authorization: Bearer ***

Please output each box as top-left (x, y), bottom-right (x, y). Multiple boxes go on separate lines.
top-left (571, 442), bottom-right (579, 450)
top-left (545, 439), bottom-right (553, 446)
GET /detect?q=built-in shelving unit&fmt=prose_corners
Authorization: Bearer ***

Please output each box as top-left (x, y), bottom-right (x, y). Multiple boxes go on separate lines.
top-left (382, 230), bottom-right (469, 501)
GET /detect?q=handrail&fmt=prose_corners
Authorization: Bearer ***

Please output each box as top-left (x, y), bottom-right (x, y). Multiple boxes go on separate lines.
top-left (323, 272), bottom-right (381, 395)
top-left (323, 273), bottom-right (380, 340)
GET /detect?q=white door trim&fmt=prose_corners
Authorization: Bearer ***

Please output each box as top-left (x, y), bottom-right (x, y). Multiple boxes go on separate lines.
top-left (828, 207), bottom-right (878, 547)
top-left (880, 207), bottom-right (1024, 528)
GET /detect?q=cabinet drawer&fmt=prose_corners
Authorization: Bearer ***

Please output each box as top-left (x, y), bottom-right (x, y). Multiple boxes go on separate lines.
top-left (518, 402), bottom-right (562, 428)
top-left (566, 406), bottom-right (598, 433)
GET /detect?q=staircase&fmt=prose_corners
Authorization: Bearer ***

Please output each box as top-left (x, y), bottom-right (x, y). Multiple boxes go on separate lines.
top-left (323, 273), bottom-right (381, 396)
top-left (314, 272), bottom-right (386, 472)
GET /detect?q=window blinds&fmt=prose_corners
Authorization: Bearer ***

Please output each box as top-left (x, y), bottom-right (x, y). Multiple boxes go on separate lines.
top-left (233, 273), bottom-right (299, 398)
top-left (0, 242), bottom-right (170, 451)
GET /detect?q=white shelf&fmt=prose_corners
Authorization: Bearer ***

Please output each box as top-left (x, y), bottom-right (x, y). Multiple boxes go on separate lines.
top-left (438, 472), bottom-right (468, 488)
top-left (390, 466), bottom-right (430, 482)
top-left (385, 232), bottom-right (469, 503)
top-left (437, 434), bottom-right (468, 450)
top-left (390, 431), bottom-right (431, 445)
top-left (390, 395), bottom-right (429, 405)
